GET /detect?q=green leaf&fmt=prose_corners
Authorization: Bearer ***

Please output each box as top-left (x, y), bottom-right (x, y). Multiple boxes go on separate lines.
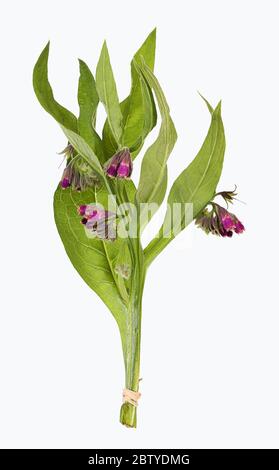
top-left (136, 60), bottom-right (177, 207)
top-left (166, 100), bottom-right (225, 227)
top-left (77, 59), bottom-right (104, 162)
top-left (133, 28), bottom-right (156, 70)
top-left (96, 41), bottom-right (123, 146)
top-left (121, 29), bottom-right (157, 153)
top-left (102, 29), bottom-right (157, 159)
top-left (33, 42), bottom-right (78, 132)
top-left (144, 99), bottom-right (226, 266)
top-left (198, 92), bottom-right (214, 114)
top-left (101, 98), bottom-right (127, 158)
top-left (60, 126), bottom-right (103, 178)
top-left (140, 76), bottom-right (156, 138)
top-left (53, 186), bottom-right (128, 340)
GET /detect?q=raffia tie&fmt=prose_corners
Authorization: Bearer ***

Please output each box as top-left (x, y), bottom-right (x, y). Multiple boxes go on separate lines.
top-left (122, 388), bottom-right (141, 407)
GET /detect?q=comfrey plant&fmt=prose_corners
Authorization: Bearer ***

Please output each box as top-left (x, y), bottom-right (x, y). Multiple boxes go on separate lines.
top-left (33, 29), bottom-right (244, 428)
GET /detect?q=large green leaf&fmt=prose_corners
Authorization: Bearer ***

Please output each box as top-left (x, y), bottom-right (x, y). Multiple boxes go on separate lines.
top-left (136, 60), bottom-right (177, 207)
top-left (165, 100), bottom-right (225, 228)
top-left (144, 99), bottom-right (226, 266)
top-left (53, 186), bottom-right (128, 340)
top-left (102, 29), bottom-right (157, 159)
top-left (77, 59), bottom-right (104, 162)
top-left (33, 42), bottom-right (78, 132)
top-left (96, 42), bottom-right (123, 146)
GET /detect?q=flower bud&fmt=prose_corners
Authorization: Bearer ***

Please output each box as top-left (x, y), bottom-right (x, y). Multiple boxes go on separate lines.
top-left (115, 264), bottom-right (131, 280)
top-left (61, 166), bottom-right (73, 189)
top-left (116, 149), bottom-right (133, 178)
top-left (61, 177), bottom-right (71, 189)
top-left (105, 149), bottom-right (133, 179)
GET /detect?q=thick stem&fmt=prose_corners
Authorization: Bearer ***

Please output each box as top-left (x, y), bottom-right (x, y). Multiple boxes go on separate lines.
top-left (120, 287), bottom-right (143, 428)
top-left (118, 186), bottom-right (145, 428)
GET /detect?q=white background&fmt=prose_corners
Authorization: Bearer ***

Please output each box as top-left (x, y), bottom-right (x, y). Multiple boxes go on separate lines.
top-left (1, 0), bottom-right (278, 449)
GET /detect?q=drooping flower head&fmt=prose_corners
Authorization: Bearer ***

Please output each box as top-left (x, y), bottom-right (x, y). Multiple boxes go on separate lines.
top-left (77, 204), bottom-right (116, 241)
top-left (195, 185), bottom-right (245, 238)
top-left (195, 203), bottom-right (245, 237)
top-left (59, 144), bottom-right (99, 191)
top-left (105, 148), bottom-right (133, 179)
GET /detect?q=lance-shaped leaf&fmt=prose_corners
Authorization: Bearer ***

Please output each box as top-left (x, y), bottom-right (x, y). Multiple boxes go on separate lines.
top-left (53, 186), bottom-right (128, 343)
top-left (77, 59), bottom-right (104, 162)
top-left (140, 76), bottom-right (156, 138)
top-left (96, 42), bottom-right (123, 147)
top-left (136, 59), bottom-right (177, 208)
top-left (121, 29), bottom-right (157, 152)
top-left (102, 29), bottom-right (157, 158)
top-left (33, 42), bottom-right (78, 132)
top-left (166, 100), bottom-right (225, 225)
top-left (144, 99), bottom-right (226, 266)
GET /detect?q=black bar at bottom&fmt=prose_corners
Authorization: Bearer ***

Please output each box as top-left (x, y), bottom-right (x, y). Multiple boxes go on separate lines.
top-left (0, 449), bottom-right (277, 467)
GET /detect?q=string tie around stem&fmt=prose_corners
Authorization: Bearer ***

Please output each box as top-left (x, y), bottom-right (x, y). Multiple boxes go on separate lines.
top-left (122, 388), bottom-right (141, 407)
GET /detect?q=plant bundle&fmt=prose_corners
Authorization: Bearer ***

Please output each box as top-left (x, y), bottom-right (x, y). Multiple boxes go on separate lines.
top-left (33, 29), bottom-right (244, 428)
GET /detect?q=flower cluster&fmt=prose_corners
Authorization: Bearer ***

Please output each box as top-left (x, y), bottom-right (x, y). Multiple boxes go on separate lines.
top-left (60, 146), bottom-right (133, 190)
top-left (105, 148), bottom-right (133, 179)
top-left (78, 204), bottom-right (116, 241)
top-left (60, 145), bottom-right (99, 191)
top-left (195, 203), bottom-right (245, 237)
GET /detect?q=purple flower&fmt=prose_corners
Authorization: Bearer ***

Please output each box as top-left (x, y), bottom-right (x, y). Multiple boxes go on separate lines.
top-left (106, 158), bottom-right (119, 178)
top-left (216, 205), bottom-right (245, 236)
top-left (235, 221), bottom-right (245, 234)
top-left (222, 214), bottom-right (235, 230)
top-left (105, 149), bottom-right (133, 179)
top-left (61, 177), bottom-right (71, 189)
top-left (78, 204), bottom-right (116, 241)
top-left (117, 150), bottom-right (133, 178)
top-left (195, 203), bottom-right (245, 238)
top-left (78, 205), bottom-right (87, 216)
top-left (84, 205), bottom-right (100, 220)
top-left (60, 166), bottom-right (73, 189)
top-left (60, 163), bottom-right (99, 191)
top-left (217, 206), bottom-right (237, 233)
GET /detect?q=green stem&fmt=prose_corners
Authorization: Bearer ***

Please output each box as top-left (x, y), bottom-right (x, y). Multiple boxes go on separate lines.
top-left (120, 281), bottom-right (143, 428)
top-left (120, 193), bottom-right (145, 428)
top-left (102, 178), bottom-right (145, 427)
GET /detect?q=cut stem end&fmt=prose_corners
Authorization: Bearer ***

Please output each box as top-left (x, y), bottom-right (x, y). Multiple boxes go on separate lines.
top-left (120, 402), bottom-right (137, 428)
